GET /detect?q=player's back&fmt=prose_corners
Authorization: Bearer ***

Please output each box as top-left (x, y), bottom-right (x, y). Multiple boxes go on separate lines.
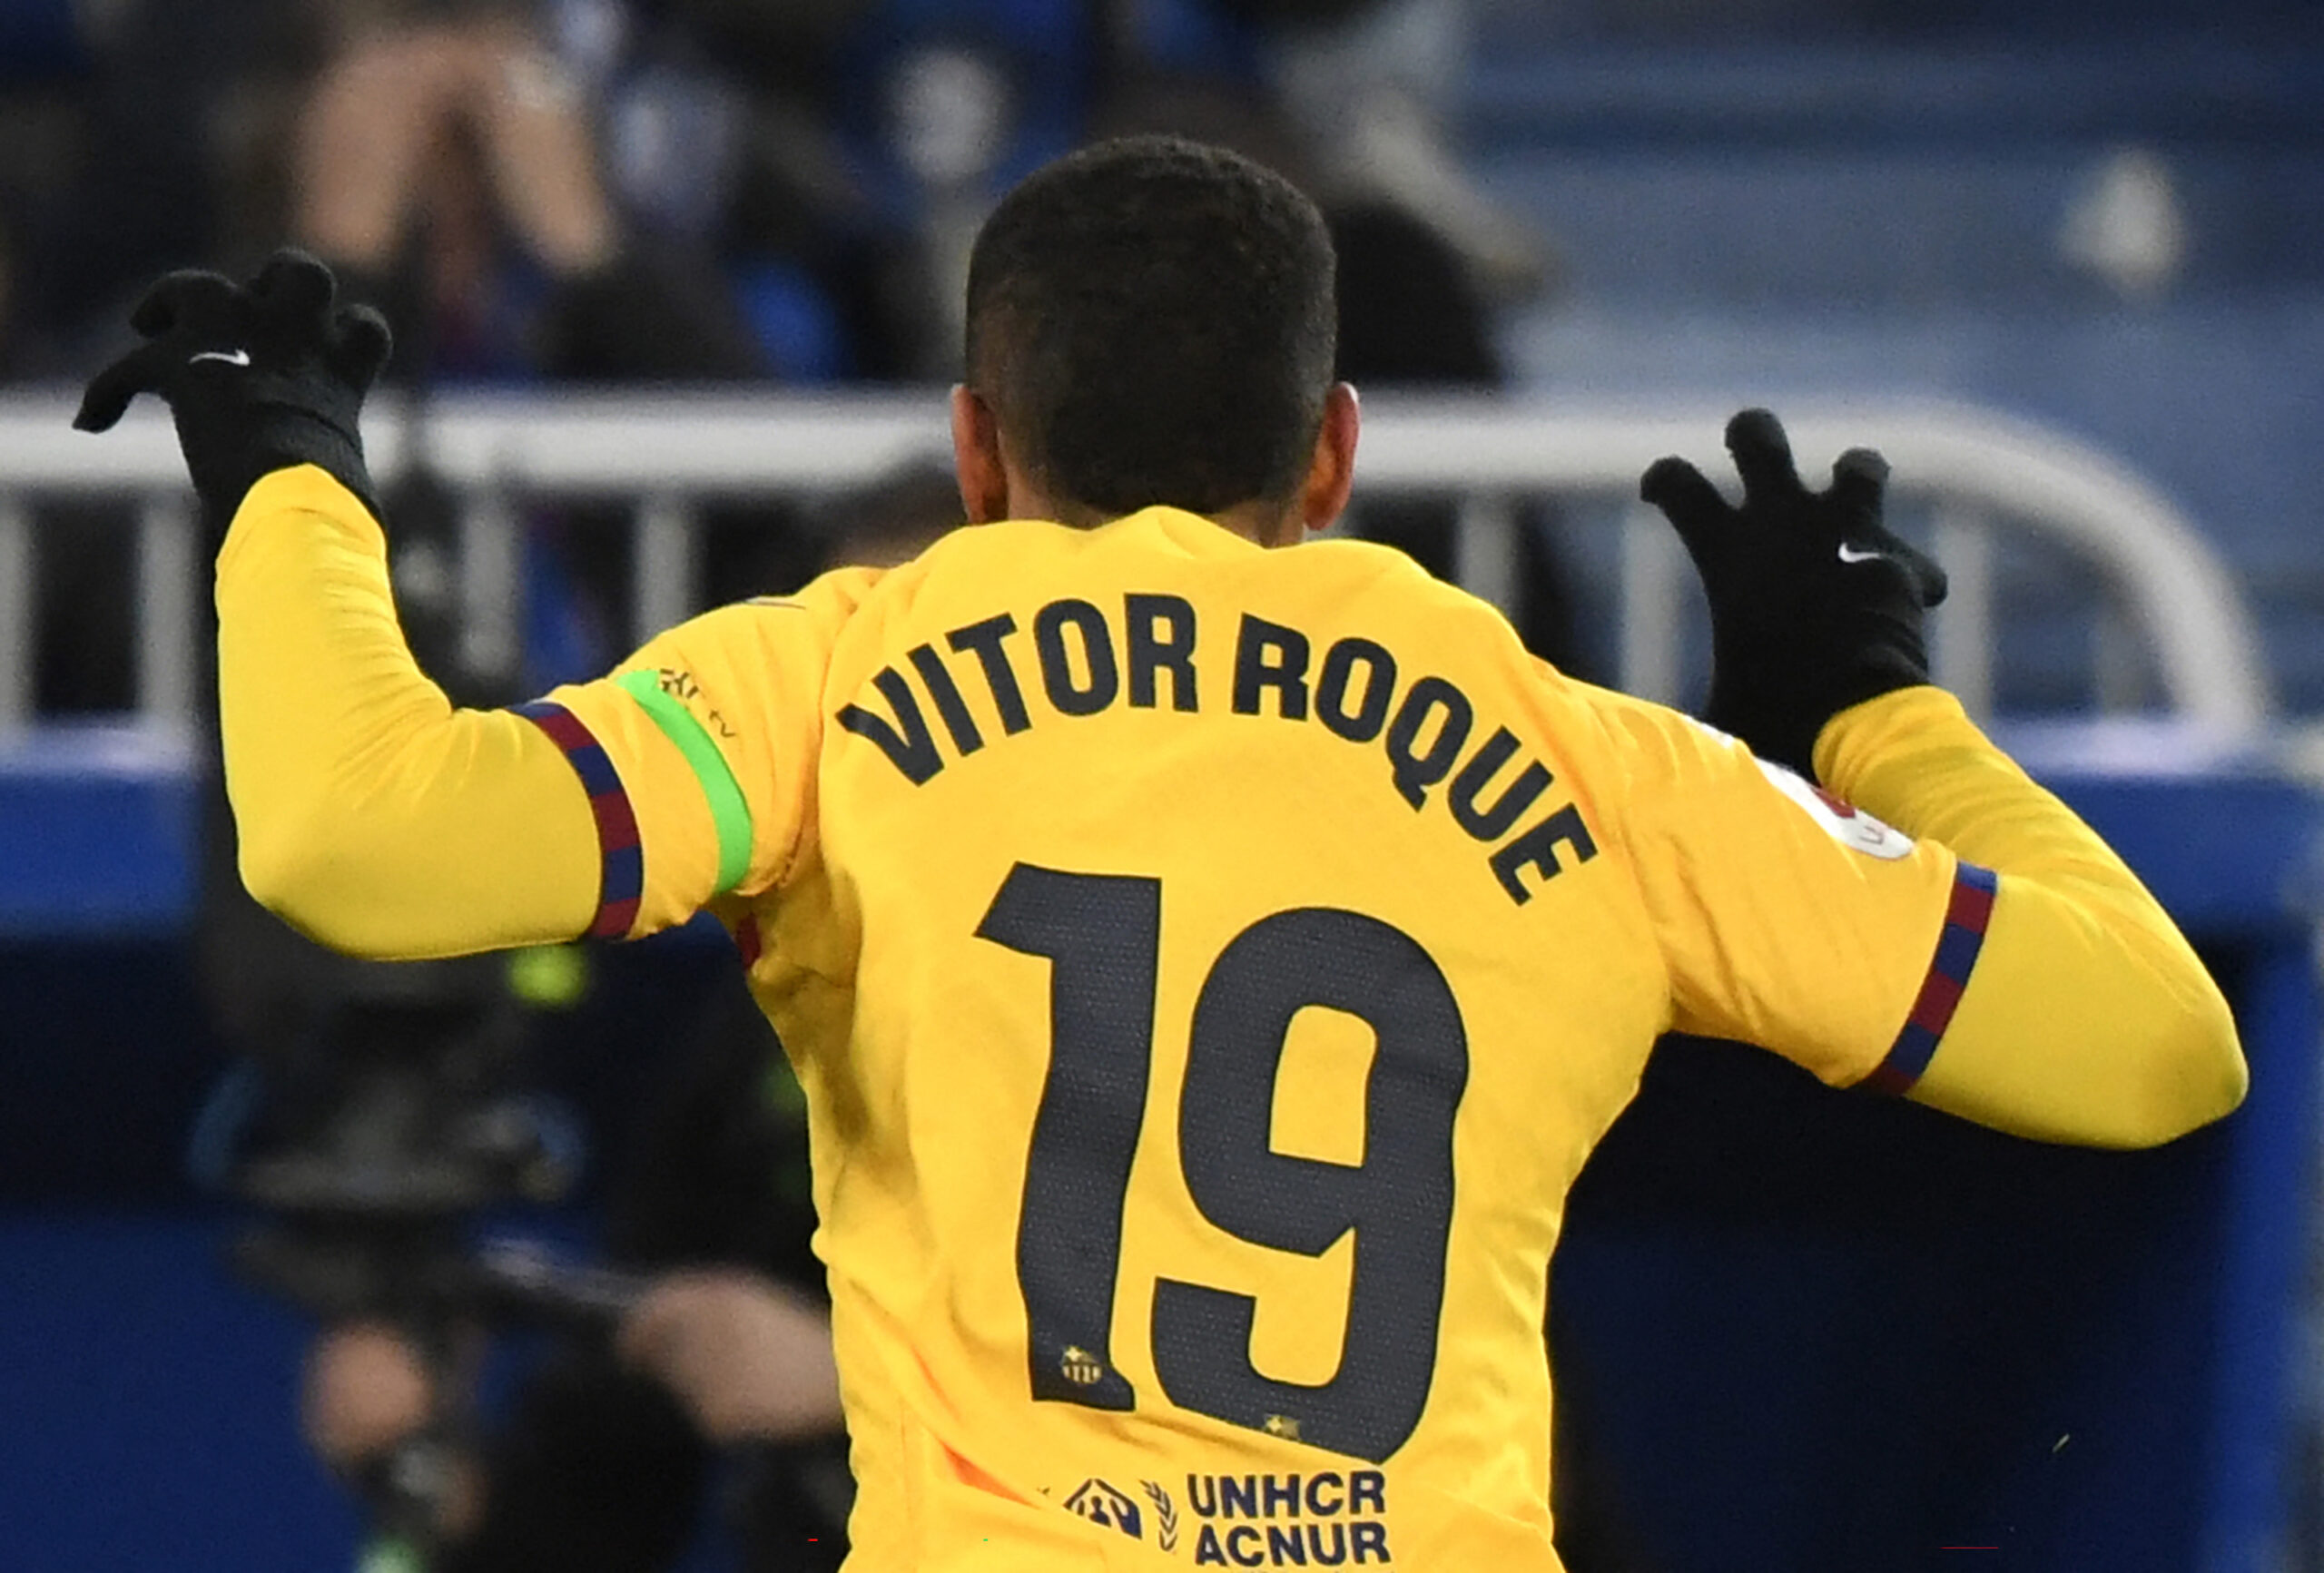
top-left (749, 508), bottom-right (1665, 1570)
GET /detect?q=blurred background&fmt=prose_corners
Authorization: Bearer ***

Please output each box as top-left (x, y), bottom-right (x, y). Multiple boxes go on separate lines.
top-left (0, 1), bottom-right (2320, 1570)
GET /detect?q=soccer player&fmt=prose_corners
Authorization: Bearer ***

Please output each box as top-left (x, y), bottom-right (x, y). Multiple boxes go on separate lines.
top-left (78, 137), bottom-right (2242, 1572)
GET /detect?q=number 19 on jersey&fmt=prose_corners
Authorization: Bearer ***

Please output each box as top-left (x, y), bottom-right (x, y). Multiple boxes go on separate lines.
top-left (978, 862), bottom-right (1471, 1464)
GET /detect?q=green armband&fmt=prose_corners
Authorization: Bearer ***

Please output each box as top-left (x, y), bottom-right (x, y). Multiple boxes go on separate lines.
top-left (615, 670), bottom-right (753, 895)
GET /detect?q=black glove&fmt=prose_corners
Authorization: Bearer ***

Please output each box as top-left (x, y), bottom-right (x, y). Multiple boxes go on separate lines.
top-left (1640, 408), bottom-right (1947, 780)
top-left (74, 250), bottom-right (392, 533)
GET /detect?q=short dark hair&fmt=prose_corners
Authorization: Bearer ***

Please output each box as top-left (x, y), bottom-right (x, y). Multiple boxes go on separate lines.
top-left (964, 136), bottom-right (1337, 519)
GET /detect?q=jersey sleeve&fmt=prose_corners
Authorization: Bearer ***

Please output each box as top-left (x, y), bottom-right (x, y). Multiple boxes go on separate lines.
top-left (219, 467), bottom-right (605, 957)
top-left (524, 571), bottom-right (878, 939)
top-left (1586, 688), bottom-right (1975, 1090)
top-left (1814, 686), bottom-right (2245, 1145)
top-left (1586, 681), bottom-right (2244, 1147)
top-left (217, 464), bottom-right (872, 958)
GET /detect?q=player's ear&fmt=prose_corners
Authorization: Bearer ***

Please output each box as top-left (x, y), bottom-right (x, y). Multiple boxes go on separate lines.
top-left (950, 386), bottom-right (1011, 524)
top-left (1295, 381), bottom-right (1360, 536)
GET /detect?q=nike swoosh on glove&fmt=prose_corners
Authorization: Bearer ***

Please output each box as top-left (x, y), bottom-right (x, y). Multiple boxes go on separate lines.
top-left (74, 250), bottom-right (392, 536)
top-left (1640, 408), bottom-right (1948, 780)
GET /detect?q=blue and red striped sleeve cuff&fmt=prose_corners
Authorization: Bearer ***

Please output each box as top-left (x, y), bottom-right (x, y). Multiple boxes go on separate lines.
top-left (513, 700), bottom-right (643, 939)
top-left (1859, 860), bottom-right (1999, 1097)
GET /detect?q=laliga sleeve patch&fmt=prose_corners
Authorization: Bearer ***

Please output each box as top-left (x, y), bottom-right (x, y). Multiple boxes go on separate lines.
top-left (1753, 758), bottom-right (1915, 860)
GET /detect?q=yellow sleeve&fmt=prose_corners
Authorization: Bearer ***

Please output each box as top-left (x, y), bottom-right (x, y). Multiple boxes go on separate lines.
top-left (1816, 687), bottom-right (2246, 1146)
top-left (218, 466), bottom-right (877, 957)
top-left (218, 466), bottom-right (600, 957)
top-left (1589, 688), bottom-right (1972, 1088)
top-left (535, 567), bottom-right (878, 937)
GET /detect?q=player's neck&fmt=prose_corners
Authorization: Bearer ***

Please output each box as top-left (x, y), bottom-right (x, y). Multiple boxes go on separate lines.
top-left (1013, 485), bottom-right (1304, 548)
top-left (1206, 498), bottom-right (1307, 547)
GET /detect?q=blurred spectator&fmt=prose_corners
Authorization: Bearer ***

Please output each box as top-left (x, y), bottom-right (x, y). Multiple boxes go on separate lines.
top-left (1258, 0), bottom-right (1554, 300)
top-left (1101, 0), bottom-right (1556, 303)
top-left (19, 0), bottom-right (783, 719)
top-left (0, 2), bottom-right (766, 386)
top-left (283, 4), bottom-right (763, 385)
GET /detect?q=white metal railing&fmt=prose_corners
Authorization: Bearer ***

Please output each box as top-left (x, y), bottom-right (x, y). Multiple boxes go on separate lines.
top-left (0, 389), bottom-right (2271, 742)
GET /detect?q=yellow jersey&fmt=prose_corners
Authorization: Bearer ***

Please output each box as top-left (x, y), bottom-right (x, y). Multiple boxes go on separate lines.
top-left (531, 506), bottom-right (1987, 1570)
top-left (212, 468), bottom-right (2240, 1570)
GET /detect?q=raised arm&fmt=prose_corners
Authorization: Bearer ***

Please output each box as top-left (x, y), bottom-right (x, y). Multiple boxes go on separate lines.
top-left (1632, 410), bottom-right (2243, 1147)
top-left (70, 252), bottom-right (612, 955)
top-left (214, 467), bottom-right (602, 955)
top-left (1816, 687), bottom-right (2244, 1145)
top-left (72, 252), bottom-right (826, 959)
